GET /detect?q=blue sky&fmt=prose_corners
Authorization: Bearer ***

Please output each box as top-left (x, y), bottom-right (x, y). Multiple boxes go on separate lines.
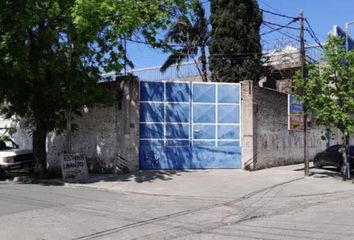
top-left (126, 0), bottom-right (354, 69)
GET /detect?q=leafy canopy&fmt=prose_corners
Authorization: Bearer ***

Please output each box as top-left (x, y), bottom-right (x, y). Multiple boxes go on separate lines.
top-left (0, 0), bottom-right (186, 173)
top-left (0, 0), bottom-right (184, 133)
top-left (208, 0), bottom-right (263, 82)
top-left (293, 36), bottom-right (354, 136)
top-left (160, 0), bottom-right (209, 82)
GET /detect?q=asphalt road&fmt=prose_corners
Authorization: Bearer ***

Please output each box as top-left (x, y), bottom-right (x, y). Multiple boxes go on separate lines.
top-left (1, 166), bottom-right (354, 240)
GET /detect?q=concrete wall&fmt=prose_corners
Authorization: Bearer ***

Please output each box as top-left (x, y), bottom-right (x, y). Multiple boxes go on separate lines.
top-left (241, 81), bottom-right (257, 170)
top-left (8, 77), bottom-right (139, 173)
top-left (4, 78), bottom-right (344, 172)
top-left (71, 78), bottom-right (139, 173)
top-left (241, 80), bottom-right (340, 170)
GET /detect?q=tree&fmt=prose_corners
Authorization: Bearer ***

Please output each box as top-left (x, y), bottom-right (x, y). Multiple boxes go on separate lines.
top-left (160, 0), bottom-right (209, 82)
top-left (293, 36), bottom-right (354, 177)
top-left (208, 0), bottom-right (262, 82)
top-left (0, 0), bottom-right (183, 177)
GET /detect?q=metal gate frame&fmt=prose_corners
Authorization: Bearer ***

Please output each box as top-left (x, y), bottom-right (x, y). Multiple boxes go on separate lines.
top-left (139, 80), bottom-right (242, 169)
top-left (190, 81), bottom-right (242, 148)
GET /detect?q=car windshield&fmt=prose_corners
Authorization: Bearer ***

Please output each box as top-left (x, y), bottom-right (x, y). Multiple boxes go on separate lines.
top-left (327, 145), bottom-right (341, 152)
top-left (328, 145), bottom-right (354, 154)
top-left (0, 140), bottom-right (13, 150)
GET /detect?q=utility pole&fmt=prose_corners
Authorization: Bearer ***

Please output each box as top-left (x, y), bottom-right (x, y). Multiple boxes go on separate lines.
top-left (299, 10), bottom-right (309, 176)
top-left (121, 36), bottom-right (127, 75)
top-left (344, 21), bottom-right (354, 179)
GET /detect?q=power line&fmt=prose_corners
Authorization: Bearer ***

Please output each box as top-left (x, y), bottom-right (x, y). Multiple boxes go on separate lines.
top-left (128, 20), bottom-right (300, 48)
top-left (306, 54), bottom-right (318, 63)
top-left (126, 6), bottom-right (317, 64)
top-left (263, 22), bottom-right (300, 41)
top-left (305, 19), bottom-right (324, 49)
top-left (259, 0), bottom-right (283, 14)
top-left (306, 29), bottom-right (323, 49)
top-left (261, 19), bottom-right (299, 36)
top-left (126, 7), bottom-right (302, 50)
top-left (197, 0), bottom-right (297, 21)
top-left (261, 8), bottom-right (299, 20)
top-left (263, 20), bottom-right (301, 30)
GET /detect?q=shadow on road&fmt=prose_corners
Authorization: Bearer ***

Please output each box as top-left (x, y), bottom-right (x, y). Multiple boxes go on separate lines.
top-left (292, 166), bottom-right (315, 172)
top-left (21, 169), bottom-right (191, 186)
top-left (310, 169), bottom-right (342, 179)
top-left (86, 170), bottom-right (189, 184)
top-left (293, 165), bottom-right (350, 179)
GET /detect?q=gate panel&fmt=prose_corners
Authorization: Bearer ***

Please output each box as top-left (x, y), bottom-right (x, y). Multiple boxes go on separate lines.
top-left (139, 81), bottom-right (241, 170)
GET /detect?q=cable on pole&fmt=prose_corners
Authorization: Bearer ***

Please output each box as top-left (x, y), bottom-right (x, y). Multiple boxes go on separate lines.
top-left (262, 19), bottom-right (300, 36)
top-left (305, 19), bottom-right (324, 49)
top-left (263, 22), bottom-right (300, 41)
top-left (263, 20), bottom-right (301, 30)
top-left (261, 8), bottom-right (299, 20)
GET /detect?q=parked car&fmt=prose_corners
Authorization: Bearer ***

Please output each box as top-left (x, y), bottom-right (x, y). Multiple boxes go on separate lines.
top-left (0, 139), bottom-right (34, 179)
top-left (313, 145), bottom-right (354, 169)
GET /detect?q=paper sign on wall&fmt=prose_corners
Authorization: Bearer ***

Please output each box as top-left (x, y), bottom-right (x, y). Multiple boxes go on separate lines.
top-left (61, 153), bottom-right (89, 182)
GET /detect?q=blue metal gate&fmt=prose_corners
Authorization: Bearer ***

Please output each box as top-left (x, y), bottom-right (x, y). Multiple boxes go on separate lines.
top-left (139, 81), bottom-right (241, 169)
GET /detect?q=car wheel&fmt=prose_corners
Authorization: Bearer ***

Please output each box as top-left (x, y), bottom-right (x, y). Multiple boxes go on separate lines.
top-left (28, 168), bottom-right (34, 177)
top-left (313, 158), bottom-right (322, 168)
top-left (0, 169), bottom-right (5, 181)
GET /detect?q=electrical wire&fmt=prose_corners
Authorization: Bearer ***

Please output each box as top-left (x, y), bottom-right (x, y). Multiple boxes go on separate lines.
top-left (261, 8), bottom-right (299, 20)
top-left (259, 0), bottom-right (283, 14)
top-left (305, 19), bottom-right (324, 49)
top-left (261, 19), bottom-right (299, 36)
top-left (263, 20), bottom-right (301, 31)
top-left (263, 22), bottom-right (300, 42)
top-left (125, 4), bottom-right (324, 65)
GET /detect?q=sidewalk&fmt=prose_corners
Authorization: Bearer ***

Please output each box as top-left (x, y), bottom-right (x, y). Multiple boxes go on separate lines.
top-left (49, 164), bottom-right (354, 200)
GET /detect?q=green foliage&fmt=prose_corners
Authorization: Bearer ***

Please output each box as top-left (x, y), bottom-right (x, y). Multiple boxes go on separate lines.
top-left (0, 126), bottom-right (16, 142)
top-left (293, 36), bottom-right (354, 136)
top-left (0, 134), bottom-right (10, 142)
top-left (208, 0), bottom-right (263, 82)
top-left (160, 0), bottom-right (209, 82)
top-left (0, 0), bottom-right (181, 173)
top-left (73, 0), bottom-right (186, 72)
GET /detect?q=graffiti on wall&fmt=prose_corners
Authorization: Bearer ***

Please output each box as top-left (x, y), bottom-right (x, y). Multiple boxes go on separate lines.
top-left (142, 151), bottom-right (160, 167)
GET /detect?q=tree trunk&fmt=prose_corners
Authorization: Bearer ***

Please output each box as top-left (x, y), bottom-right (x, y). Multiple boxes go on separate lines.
top-left (32, 129), bottom-right (47, 178)
top-left (345, 134), bottom-right (351, 179)
top-left (66, 108), bottom-right (72, 153)
top-left (200, 46), bottom-right (208, 82)
top-left (341, 133), bottom-right (350, 180)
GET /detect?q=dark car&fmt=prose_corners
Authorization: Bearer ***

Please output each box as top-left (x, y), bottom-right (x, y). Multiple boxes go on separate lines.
top-left (0, 139), bottom-right (35, 179)
top-left (313, 145), bottom-right (354, 169)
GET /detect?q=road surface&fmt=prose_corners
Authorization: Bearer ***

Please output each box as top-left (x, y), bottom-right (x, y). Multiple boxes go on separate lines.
top-left (1, 165), bottom-right (354, 239)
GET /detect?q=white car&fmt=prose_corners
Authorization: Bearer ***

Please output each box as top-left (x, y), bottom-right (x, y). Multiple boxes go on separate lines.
top-left (0, 139), bottom-right (34, 179)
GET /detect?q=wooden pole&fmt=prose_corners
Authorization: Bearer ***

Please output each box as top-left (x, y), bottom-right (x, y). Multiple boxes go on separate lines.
top-left (300, 10), bottom-right (309, 176)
